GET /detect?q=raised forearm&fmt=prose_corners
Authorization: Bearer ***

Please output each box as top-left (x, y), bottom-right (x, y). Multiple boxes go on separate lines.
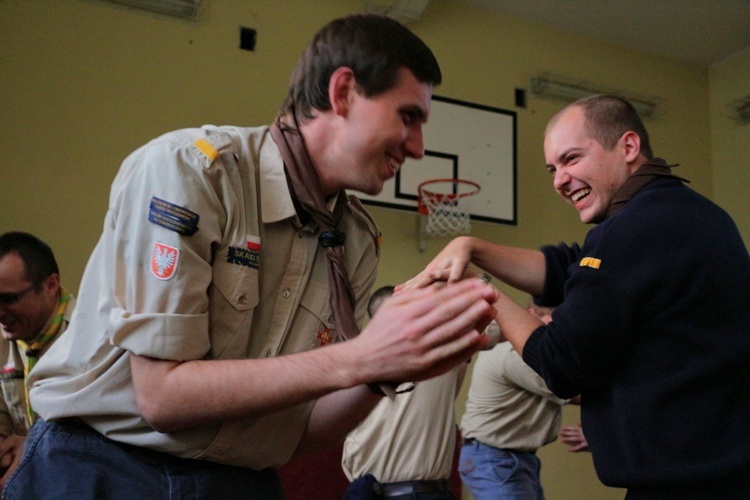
top-left (131, 342), bottom-right (360, 432)
top-left (467, 238), bottom-right (547, 295)
top-left (492, 292), bottom-right (545, 356)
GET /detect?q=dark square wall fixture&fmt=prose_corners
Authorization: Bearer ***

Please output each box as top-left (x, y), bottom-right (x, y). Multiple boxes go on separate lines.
top-left (240, 27), bottom-right (257, 51)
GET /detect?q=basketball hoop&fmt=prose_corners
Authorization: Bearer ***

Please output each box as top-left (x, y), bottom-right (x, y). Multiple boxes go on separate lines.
top-left (417, 178), bottom-right (481, 250)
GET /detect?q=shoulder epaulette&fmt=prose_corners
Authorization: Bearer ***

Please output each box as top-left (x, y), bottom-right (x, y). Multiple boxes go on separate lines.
top-left (189, 128), bottom-right (236, 168)
top-left (193, 138), bottom-right (220, 164)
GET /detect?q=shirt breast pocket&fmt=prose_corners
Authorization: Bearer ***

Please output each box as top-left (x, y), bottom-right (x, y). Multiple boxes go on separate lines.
top-left (208, 259), bottom-right (259, 358)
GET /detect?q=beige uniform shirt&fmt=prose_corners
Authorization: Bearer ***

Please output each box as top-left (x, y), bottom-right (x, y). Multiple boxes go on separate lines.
top-left (29, 125), bottom-right (378, 469)
top-left (0, 294), bottom-right (75, 436)
top-left (460, 342), bottom-right (568, 452)
top-left (341, 364), bottom-right (465, 483)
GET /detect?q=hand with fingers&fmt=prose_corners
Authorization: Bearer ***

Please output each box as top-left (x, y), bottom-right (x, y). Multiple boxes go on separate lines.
top-left (395, 237), bottom-right (475, 293)
top-left (0, 435), bottom-right (25, 488)
top-left (354, 277), bottom-right (498, 386)
top-left (560, 423), bottom-right (590, 453)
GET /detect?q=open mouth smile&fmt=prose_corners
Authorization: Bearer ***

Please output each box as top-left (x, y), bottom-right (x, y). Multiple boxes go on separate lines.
top-left (571, 188), bottom-right (591, 204)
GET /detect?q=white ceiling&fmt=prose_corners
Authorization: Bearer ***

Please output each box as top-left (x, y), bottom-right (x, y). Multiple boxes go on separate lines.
top-left (452, 0), bottom-right (750, 67)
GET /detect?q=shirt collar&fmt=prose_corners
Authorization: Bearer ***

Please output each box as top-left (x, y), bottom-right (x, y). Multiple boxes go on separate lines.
top-left (259, 131), bottom-right (343, 225)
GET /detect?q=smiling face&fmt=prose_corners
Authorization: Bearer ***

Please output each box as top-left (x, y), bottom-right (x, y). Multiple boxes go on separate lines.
top-left (0, 253), bottom-right (59, 342)
top-left (544, 105), bottom-right (636, 224)
top-left (323, 67), bottom-right (433, 196)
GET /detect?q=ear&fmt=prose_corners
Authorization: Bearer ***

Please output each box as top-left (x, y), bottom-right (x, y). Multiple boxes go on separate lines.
top-left (43, 273), bottom-right (60, 298)
top-left (620, 131), bottom-right (641, 163)
top-left (328, 67), bottom-right (357, 117)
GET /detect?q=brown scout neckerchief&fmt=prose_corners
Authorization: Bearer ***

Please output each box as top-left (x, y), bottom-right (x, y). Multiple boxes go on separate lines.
top-left (269, 111), bottom-right (405, 397)
top-left (269, 113), bottom-right (359, 343)
top-left (603, 157), bottom-right (688, 221)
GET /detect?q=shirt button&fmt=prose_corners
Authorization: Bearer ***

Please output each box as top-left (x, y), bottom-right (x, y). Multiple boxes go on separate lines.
top-left (264, 349), bottom-right (272, 357)
top-left (282, 289), bottom-right (291, 298)
top-left (238, 294), bottom-right (247, 304)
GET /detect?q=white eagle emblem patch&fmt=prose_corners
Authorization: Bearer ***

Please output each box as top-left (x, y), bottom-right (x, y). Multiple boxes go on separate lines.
top-left (151, 242), bottom-right (180, 280)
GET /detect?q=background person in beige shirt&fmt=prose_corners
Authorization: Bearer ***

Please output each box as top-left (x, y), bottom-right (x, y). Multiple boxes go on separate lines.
top-left (342, 285), bottom-right (501, 500)
top-left (342, 286), bottom-right (467, 499)
top-left (459, 302), bottom-right (574, 500)
top-left (0, 232), bottom-right (75, 488)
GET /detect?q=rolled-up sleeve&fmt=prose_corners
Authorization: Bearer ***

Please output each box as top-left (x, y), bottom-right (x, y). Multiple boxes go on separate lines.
top-left (104, 135), bottom-right (225, 360)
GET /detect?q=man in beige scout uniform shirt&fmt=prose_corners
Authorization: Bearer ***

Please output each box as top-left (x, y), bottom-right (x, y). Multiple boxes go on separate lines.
top-left (6, 14), bottom-right (498, 500)
top-left (0, 232), bottom-right (75, 488)
top-left (459, 302), bottom-right (569, 500)
top-left (343, 286), bottom-right (501, 499)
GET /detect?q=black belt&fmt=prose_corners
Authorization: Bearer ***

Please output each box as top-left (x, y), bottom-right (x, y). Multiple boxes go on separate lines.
top-left (378, 479), bottom-right (449, 497)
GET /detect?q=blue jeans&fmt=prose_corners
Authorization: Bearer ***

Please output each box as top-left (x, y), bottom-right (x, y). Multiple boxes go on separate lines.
top-left (458, 440), bottom-right (544, 500)
top-left (3, 419), bottom-right (284, 499)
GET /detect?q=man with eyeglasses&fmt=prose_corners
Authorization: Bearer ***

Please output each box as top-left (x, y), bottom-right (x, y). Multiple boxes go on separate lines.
top-left (0, 231), bottom-right (75, 488)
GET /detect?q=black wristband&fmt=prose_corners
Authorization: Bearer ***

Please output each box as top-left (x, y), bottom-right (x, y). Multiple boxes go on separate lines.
top-left (367, 381), bottom-right (416, 396)
top-left (367, 383), bottom-right (387, 396)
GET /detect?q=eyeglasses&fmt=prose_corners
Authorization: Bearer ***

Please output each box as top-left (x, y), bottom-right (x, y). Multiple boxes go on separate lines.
top-left (0, 285), bottom-right (35, 306)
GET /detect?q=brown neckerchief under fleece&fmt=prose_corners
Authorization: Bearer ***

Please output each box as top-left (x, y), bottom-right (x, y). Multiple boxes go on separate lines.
top-left (602, 157), bottom-right (688, 221)
top-left (269, 113), bottom-right (360, 343)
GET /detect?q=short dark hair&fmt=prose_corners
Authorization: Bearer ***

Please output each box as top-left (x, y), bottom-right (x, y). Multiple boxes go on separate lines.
top-left (281, 13), bottom-right (441, 121)
top-left (0, 232), bottom-right (59, 288)
top-left (367, 285), bottom-right (395, 318)
top-left (573, 94), bottom-right (654, 159)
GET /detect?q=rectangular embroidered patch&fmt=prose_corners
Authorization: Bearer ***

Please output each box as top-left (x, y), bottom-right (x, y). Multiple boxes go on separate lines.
top-left (148, 197), bottom-right (200, 236)
top-left (227, 245), bottom-right (260, 269)
top-left (580, 257), bottom-right (602, 269)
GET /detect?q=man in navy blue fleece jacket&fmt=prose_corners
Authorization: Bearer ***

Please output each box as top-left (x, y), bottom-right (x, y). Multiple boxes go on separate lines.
top-left (400, 95), bottom-right (750, 498)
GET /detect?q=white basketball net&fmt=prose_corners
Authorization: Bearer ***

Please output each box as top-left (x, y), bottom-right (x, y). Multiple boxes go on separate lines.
top-left (419, 180), bottom-right (480, 237)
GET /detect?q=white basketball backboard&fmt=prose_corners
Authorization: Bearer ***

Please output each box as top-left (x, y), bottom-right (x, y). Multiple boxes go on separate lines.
top-left (354, 95), bottom-right (517, 225)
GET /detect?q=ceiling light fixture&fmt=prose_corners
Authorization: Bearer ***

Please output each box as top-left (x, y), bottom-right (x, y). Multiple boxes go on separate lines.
top-left (93, 0), bottom-right (201, 20)
top-left (365, 0), bottom-right (432, 23)
top-left (530, 73), bottom-right (660, 118)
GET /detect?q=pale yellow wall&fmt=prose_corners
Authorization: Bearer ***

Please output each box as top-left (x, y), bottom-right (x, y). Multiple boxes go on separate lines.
top-left (709, 48), bottom-right (750, 246)
top-left (0, 1), bottom-right (743, 499)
